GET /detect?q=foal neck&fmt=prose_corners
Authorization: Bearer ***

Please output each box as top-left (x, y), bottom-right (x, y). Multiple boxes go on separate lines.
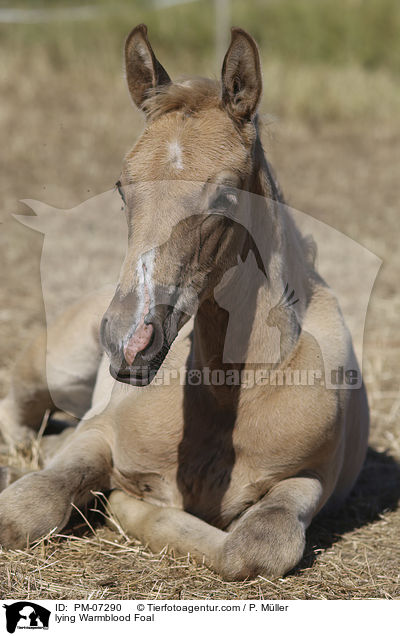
top-left (190, 134), bottom-right (311, 393)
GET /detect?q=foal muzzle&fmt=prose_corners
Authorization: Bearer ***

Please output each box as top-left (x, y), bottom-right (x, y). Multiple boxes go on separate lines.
top-left (101, 301), bottom-right (189, 387)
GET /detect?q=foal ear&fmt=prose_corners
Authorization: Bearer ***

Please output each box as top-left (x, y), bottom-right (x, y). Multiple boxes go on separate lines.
top-left (221, 28), bottom-right (262, 122)
top-left (125, 24), bottom-right (171, 110)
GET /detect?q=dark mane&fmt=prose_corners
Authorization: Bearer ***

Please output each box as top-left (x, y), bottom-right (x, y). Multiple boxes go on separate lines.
top-left (143, 78), bottom-right (221, 120)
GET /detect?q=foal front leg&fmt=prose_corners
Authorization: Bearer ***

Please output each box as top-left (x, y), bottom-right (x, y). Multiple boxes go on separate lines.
top-left (107, 490), bottom-right (226, 569)
top-left (0, 418), bottom-right (113, 548)
top-left (108, 475), bottom-right (324, 580)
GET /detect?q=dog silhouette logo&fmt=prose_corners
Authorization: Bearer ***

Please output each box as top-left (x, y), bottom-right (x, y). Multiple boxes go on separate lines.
top-left (3, 602), bottom-right (50, 633)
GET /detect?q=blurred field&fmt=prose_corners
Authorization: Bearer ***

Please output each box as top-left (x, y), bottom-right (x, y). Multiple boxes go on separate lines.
top-left (0, 0), bottom-right (400, 600)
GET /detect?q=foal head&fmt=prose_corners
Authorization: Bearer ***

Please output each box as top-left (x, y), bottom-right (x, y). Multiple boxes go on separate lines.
top-left (101, 24), bottom-right (264, 386)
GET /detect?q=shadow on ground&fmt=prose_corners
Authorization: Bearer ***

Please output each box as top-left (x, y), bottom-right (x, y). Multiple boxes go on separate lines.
top-left (299, 447), bottom-right (400, 571)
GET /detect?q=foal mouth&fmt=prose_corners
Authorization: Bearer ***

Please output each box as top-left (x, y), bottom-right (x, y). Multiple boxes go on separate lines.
top-left (109, 363), bottom-right (157, 387)
top-left (109, 342), bottom-right (171, 387)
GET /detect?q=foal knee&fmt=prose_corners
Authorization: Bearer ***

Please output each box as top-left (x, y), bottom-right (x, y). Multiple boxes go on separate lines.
top-left (218, 507), bottom-right (305, 581)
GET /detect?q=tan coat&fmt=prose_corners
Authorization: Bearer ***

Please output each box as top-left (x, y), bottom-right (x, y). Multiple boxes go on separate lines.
top-left (0, 25), bottom-right (368, 580)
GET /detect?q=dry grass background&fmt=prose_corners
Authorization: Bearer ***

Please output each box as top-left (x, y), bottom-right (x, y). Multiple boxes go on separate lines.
top-left (0, 0), bottom-right (400, 600)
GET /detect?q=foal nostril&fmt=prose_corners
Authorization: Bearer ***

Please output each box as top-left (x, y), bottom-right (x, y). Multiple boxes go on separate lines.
top-left (140, 318), bottom-right (164, 362)
top-left (100, 315), bottom-right (120, 356)
top-left (124, 321), bottom-right (155, 366)
top-left (100, 316), bottom-right (109, 348)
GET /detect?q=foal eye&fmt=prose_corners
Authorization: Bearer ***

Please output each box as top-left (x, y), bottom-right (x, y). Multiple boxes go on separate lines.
top-left (115, 180), bottom-right (127, 208)
top-left (211, 188), bottom-right (238, 211)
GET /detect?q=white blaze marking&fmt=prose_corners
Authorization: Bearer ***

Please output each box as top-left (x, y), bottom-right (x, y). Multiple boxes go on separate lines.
top-left (122, 249), bottom-right (156, 350)
top-left (137, 249), bottom-right (155, 307)
top-left (168, 140), bottom-right (184, 171)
